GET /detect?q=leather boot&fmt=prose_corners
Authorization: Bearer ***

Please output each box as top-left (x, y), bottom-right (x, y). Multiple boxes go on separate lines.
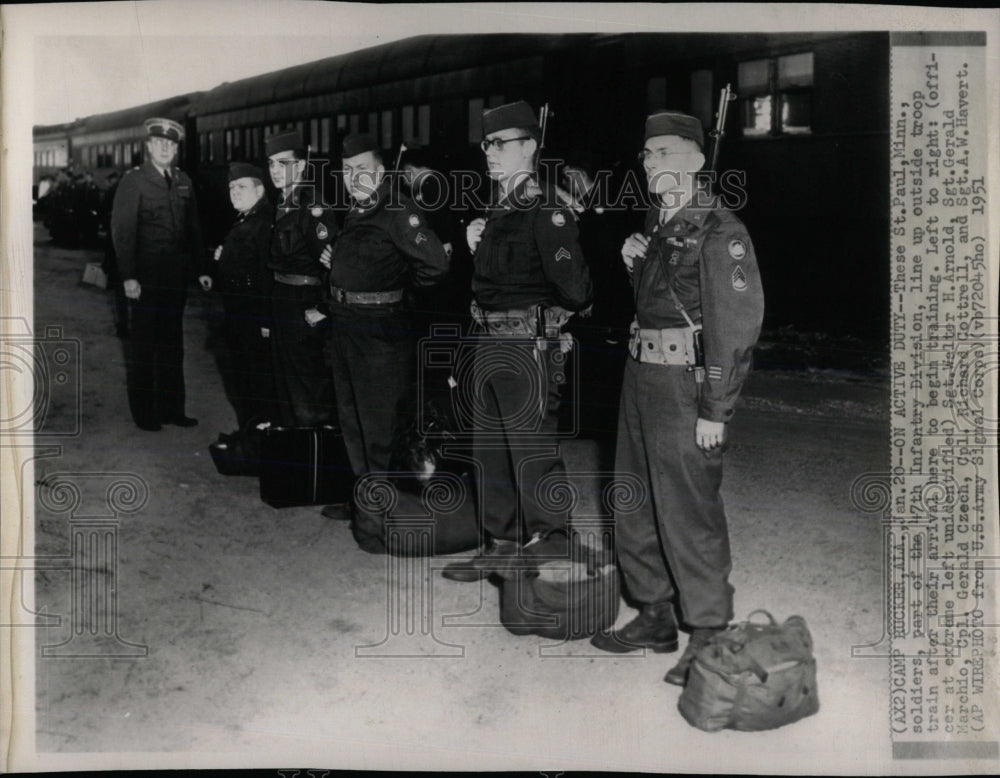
top-left (590, 601), bottom-right (679, 653)
top-left (441, 539), bottom-right (518, 582)
top-left (664, 626), bottom-right (726, 686)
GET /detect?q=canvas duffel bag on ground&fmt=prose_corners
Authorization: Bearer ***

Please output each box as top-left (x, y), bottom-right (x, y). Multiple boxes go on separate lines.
top-left (678, 610), bottom-right (819, 732)
top-left (495, 527), bottom-right (620, 641)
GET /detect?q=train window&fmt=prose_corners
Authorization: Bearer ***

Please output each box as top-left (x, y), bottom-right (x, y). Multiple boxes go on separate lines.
top-left (646, 77), bottom-right (667, 112)
top-left (738, 53), bottom-right (813, 137)
top-left (417, 105), bottom-right (430, 145)
top-left (402, 106), bottom-right (415, 144)
top-left (208, 132), bottom-right (215, 162)
top-left (310, 119), bottom-right (319, 150)
top-left (468, 98), bottom-right (484, 145)
top-left (337, 115), bottom-right (347, 132)
top-left (225, 130), bottom-right (232, 159)
top-left (350, 115), bottom-right (360, 135)
top-left (381, 110), bottom-right (393, 150)
top-left (691, 70), bottom-right (713, 128)
top-left (321, 118), bottom-right (331, 153)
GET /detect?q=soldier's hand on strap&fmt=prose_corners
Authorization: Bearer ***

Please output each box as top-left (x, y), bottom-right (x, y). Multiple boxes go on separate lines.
top-left (213, 245), bottom-right (223, 262)
top-left (466, 218), bottom-right (487, 253)
top-left (123, 279), bottom-right (141, 300)
top-left (695, 418), bottom-right (726, 452)
top-left (621, 233), bottom-right (649, 271)
top-left (198, 275), bottom-right (212, 292)
top-left (319, 244), bottom-right (332, 269)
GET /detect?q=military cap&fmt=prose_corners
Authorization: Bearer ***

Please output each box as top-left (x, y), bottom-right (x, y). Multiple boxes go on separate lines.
top-left (644, 111), bottom-right (704, 150)
top-left (144, 117), bottom-right (184, 143)
top-left (265, 129), bottom-right (304, 158)
top-left (342, 133), bottom-right (380, 160)
top-left (482, 101), bottom-right (540, 140)
top-left (228, 162), bottom-right (265, 183)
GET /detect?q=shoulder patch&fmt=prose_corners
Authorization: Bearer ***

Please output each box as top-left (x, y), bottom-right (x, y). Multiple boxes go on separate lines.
top-left (551, 211), bottom-right (566, 228)
top-left (409, 213), bottom-right (421, 228)
top-left (728, 239), bottom-right (747, 260)
top-left (316, 223), bottom-right (329, 240)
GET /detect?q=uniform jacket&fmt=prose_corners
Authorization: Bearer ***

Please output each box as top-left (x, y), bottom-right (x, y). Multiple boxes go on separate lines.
top-left (472, 178), bottom-right (592, 312)
top-left (216, 196), bottom-right (275, 317)
top-left (631, 198), bottom-right (765, 423)
top-left (328, 180), bottom-right (450, 294)
top-left (268, 184), bottom-right (339, 277)
top-left (111, 161), bottom-right (203, 286)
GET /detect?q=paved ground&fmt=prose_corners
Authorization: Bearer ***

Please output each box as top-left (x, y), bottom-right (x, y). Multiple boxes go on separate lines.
top-left (22, 227), bottom-right (894, 772)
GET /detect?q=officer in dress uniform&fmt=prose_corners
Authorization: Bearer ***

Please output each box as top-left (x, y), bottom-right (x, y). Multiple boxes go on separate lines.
top-left (589, 112), bottom-right (765, 687)
top-left (265, 129), bottom-right (339, 427)
top-left (441, 101), bottom-right (593, 582)
top-left (211, 163), bottom-right (277, 436)
top-left (111, 117), bottom-right (209, 431)
top-left (310, 132), bottom-right (450, 486)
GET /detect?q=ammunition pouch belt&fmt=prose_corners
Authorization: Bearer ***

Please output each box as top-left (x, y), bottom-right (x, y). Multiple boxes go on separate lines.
top-left (629, 323), bottom-right (697, 366)
top-left (329, 285), bottom-right (404, 306)
top-left (274, 272), bottom-right (322, 287)
top-left (471, 301), bottom-right (562, 338)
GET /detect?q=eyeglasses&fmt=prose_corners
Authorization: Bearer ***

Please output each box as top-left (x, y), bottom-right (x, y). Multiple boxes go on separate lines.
top-left (481, 136), bottom-right (532, 153)
top-left (637, 148), bottom-right (692, 164)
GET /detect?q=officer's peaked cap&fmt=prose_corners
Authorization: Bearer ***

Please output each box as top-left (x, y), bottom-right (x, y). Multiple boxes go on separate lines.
top-left (144, 117), bottom-right (184, 143)
top-left (644, 111), bottom-right (704, 150)
top-left (228, 162), bottom-right (265, 183)
top-left (342, 133), bottom-right (380, 160)
top-left (265, 129), bottom-right (304, 158)
top-left (482, 101), bottom-right (540, 140)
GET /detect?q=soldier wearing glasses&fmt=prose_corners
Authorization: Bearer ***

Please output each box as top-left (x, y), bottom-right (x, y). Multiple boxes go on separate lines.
top-left (589, 112), bottom-right (764, 688)
top-left (442, 101), bottom-right (592, 582)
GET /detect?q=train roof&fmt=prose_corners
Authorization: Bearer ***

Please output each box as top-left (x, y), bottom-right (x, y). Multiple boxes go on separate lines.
top-left (191, 34), bottom-right (605, 118)
top-left (33, 92), bottom-right (203, 138)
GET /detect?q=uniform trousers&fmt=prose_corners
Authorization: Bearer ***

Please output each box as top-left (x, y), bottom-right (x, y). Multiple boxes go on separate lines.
top-left (270, 283), bottom-right (335, 427)
top-left (220, 295), bottom-right (277, 429)
top-left (126, 282), bottom-right (187, 426)
top-left (471, 336), bottom-right (569, 543)
top-left (614, 357), bottom-right (734, 628)
top-left (328, 306), bottom-right (414, 475)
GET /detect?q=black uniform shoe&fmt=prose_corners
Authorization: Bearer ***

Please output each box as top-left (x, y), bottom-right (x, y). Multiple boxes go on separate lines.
top-left (663, 626), bottom-right (727, 686)
top-left (590, 600), bottom-right (679, 653)
top-left (163, 415), bottom-right (198, 427)
top-left (441, 539), bottom-right (518, 582)
top-left (321, 503), bottom-right (351, 521)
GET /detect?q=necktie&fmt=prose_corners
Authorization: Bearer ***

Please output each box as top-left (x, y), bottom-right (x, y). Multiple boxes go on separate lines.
top-left (164, 170), bottom-right (172, 188)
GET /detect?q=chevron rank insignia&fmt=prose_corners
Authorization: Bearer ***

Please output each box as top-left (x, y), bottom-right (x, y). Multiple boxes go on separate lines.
top-left (415, 232), bottom-right (427, 244)
top-left (708, 365), bottom-right (723, 381)
top-left (732, 264), bottom-right (748, 291)
top-left (555, 247), bottom-right (571, 262)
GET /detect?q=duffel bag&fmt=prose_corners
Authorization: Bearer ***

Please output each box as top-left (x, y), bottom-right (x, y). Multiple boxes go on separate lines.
top-left (495, 527), bottom-right (620, 641)
top-left (351, 473), bottom-right (480, 556)
top-left (678, 610), bottom-right (819, 732)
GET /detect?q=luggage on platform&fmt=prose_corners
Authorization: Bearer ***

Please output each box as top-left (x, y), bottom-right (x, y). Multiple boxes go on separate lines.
top-left (257, 424), bottom-right (354, 508)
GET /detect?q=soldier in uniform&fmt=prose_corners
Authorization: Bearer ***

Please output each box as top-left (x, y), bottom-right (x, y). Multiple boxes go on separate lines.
top-left (310, 132), bottom-right (450, 485)
top-left (265, 129), bottom-right (338, 427)
top-left (589, 112), bottom-right (765, 688)
top-left (442, 101), bottom-right (593, 582)
top-left (211, 162), bottom-right (277, 436)
top-left (111, 117), bottom-right (209, 431)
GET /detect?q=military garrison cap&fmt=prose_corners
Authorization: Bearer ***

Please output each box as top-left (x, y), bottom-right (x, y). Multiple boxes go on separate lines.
top-left (342, 133), bottom-right (380, 160)
top-left (644, 111), bottom-right (704, 150)
top-left (265, 129), bottom-right (304, 158)
top-left (482, 101), bottom-right (540, 140)
top-left (228, 162), bottom-right (265, 183)
top-left (144, 117), bottom-right (184, 143)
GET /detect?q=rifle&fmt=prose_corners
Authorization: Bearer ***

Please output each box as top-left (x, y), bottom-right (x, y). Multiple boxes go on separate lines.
top-left (706, 84), bottom-right (736, 174)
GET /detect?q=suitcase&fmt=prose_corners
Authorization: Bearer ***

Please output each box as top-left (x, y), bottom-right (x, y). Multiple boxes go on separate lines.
top-left (258, 424), bottom-right (355, 508)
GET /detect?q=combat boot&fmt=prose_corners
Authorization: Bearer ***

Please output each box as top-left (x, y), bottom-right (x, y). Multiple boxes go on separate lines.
top-left (441, 539), bottom-right (518, 582)
top-left (590, 600), bottom-right (679, 653)
top-left (663, 625), bottom-right (727, 686)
